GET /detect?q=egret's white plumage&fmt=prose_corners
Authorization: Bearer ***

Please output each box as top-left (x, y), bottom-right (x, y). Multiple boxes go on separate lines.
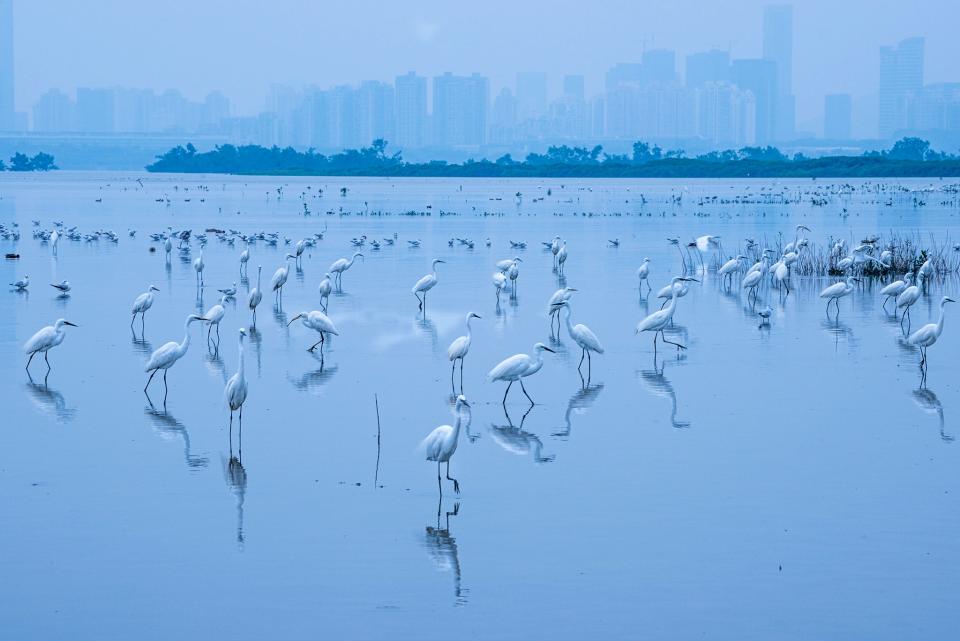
top-left (488, 342), bottom-right (556, 405)
top-left (271, 254), bottom-right (296, 303)
top-left (547, 287), bottom-right (577, 333)
top-left (493, 271), bottom-right (507, 301)
top-left (318, 272), bottom-right (333, 312)
top-left (328, 252), bottom-right (363, 289)
top-left (288, 310), bottom-right (339, 353)
top-left (908, 296), bottom-right (955, 374)
top-left (412, 258), bottom-right (445, 310)
top-left (131, 285), bottom-right (160, 330)
top-left (637, 277), bottom-right (698, 351)
top-left (558, 301), bottom-right (603, 377)
top-left (820, 276), bottom-right (858, 315)
top-left (224, 329), bottom-right (249, 444)
top-left (24, 318), bottom-right (77, 371)
top-left (447, 312), bottom-right (481, 392)
top-left (144, 314), bottom-right (207, 394)
top-left (636, 258), bottom-right (651, 293)
top-left (248, 265), bottom-right (263, 325)
top-left (421, 395), bottom-right (470, 495)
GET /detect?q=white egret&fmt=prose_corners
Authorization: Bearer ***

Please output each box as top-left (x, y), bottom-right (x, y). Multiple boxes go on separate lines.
top-left (51, 280), bottom-right (71, 294)
top-left (637, 258), bottom-right (651, 294)
top-left (10, 275), bottom-right (29, 290)
top-left (412, 259), bottom-right (445, 311)
top-left (637, 276), bottom-right (699, 352)
top-left (164, 237), bottom-right (172, 261)
top-left (248, 266), bottom-right (262, 326)
top-left (718, 255), bottom-right (746, 287)
top-left (488, 342), bottom-right (556, 406)
top-left (880, 273), bottom-right (912, 311)
top-left (556, 241), bottom-right (568, 275)
top-left (508, 258), bottom-right (521, 294)
top-left (908, 296), bottom-right (955, 370)
top-left (820, 276), bottom-right (859, 316)
top-left (421, 395), bottom-right (470, 495)
top-left (547, 287), bottom-right (577, 335)
top-left (294, 238), bottom-right (306, 266)
top-left (329, 252), bottom-right (363, 290)
top-left (224, 328), bottom-right (249, 447)
top-left (50, 228), bottom-right (60, 255)
top-left (758, 305), bottom-right (773, 327)
top-left (496, 256), bottom-right (522, 273)
top-left (271, 254), bottom-right (296, 304)
top-left (551, 236), bottom-right (561, 267)
top-left (24, 318), bottom-right (77, 372)
top-left (144, 314), bottom-right (207, 395)
top-left (204, 295), bottom-right (228, 345)
top-left (656, 279), bottom-right (691, 310)
top-left (318, 272), bottom-right (333, 312)
top-left (131, 285), bottom-right (160, 331)
top-left (239, 249), bottom-right (249, 276)
top-left (447, 312), bottom-right (481, 392)
top-left (897, 274), bottom-right (923, 327)
top-left (493, 272), bottom-right (507, 302)
top-left (774, 260), bottom-right (791, 293)
top-left (193, 250), bottom-right (205, 287)
top-left (288, 310), bottom-right (339, 353)
top-left (557, 301), bottom-right (604, 378)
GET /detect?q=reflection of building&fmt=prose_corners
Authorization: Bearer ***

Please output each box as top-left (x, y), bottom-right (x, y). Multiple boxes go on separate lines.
top-left (879, 37), bottom-right (924, 138)
top-left (432, 72), bottom-right (488, 147)
top-left (824, 94), bottom-right (852, 140)
top-left (395, 72), bottom-right (427, 149)
top-left (0, 0), bottom-right (13, 131)
top-left (762, 4), bottom-right (795, 140)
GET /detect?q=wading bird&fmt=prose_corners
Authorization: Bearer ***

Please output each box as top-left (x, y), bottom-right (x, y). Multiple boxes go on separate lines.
top-left (329, 252), bottom-right (363, 290)
top-left (547, 287), bottom-right (577, 335)
top-left (908, 296), bottom-right (954, 373)
top-left (317, 272), bottom-right (333, 312)
top-left (131, 285), bottom-right (160, 331)
top-left (421, 395), bottom-right (470, 496)
top-left (447, 312), bottom-right (481, 392)
top-left (557, 300), bottom-right (603, 379)
top-left (556, 241), bottom-right (568, 275)
top-left (144, 314), bottom-right (207, 397)
top-left (239, 249), bottom-right (249, 276)
top-left (897, 273), bottom-right (923, 328)
top-left (271, 254), bottom-right (296, 304)
top-left (820, 276), bottom-right (859, 317)
top-left (637, 277), bottom-right (699, 353)
top-left (248, 266), bottom-right (262, 326)
top-left (493, 271), bottom-right (507, 302)
top-left (637, 258), bottom-right (651, 294)
top-left (413, 259), bottom-right (445, 311)
top-left (224, 328), bottom-right (249, 448)
top-left (204, 295), bottom-right (228, 346)
top-left (193, 250), bottom-right (205, 287)
top-left (288, 310), bottom-right (339, 354)
top-left (24, 318), bottom-right (77, 372)
top-left (880, 273), bottom-right (912, 312)
top-left (488, 342), bottom-right (556, 406)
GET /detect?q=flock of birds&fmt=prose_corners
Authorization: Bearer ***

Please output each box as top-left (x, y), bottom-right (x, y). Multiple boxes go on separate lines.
top-left (8, 215), bottom-right (956, 497)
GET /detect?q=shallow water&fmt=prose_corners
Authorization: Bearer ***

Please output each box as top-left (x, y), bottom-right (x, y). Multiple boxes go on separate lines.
top-left (1, 173), bottom-right (959, 640)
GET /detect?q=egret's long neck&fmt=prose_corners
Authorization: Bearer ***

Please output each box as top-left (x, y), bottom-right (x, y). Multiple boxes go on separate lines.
top-left (257, 269), bottom-right (261, 288)
top-left (564, 306), bottom-right (575, 334)
top-left (465, 316), bottom-right (473, 341)
top-left (936, 303), bottom-right (948, 337)
top-left (237, 338), bottom-right (246, 377)
top-left (452, 408), bottom-right (465, 443)
top-left (665, 286), bottom-right (680, 316)
top-left (180, 319), bottom-right (193, 354)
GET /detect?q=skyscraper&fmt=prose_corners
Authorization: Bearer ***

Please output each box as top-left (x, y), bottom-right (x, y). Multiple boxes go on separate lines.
top-left (395, 72), bottom-right (427, 149)
top-left (563, 75), bottom-right (585, 101)
top-left (357, 80), bottom-right (395, 145)
top-left (763, 4), bottom-right (794, 140)
top-left (642, 49), bottom-right (677, 86)
top-left (824, 94), bottom-right (852, 140)
top-left (433, 72), bottom-right (488, 147)
top-left (731, 58), bottom-right (778, 144)
top-left (516, 72), bottom-right (547, 121)
top-left (32, 89), bottom-right (75, 132)
top-left (879, 37), bottom-right (925, 138)
top-left (0, 0), bottom-right (13, 131)
top-left (686, 50), bottom-right (730, 88)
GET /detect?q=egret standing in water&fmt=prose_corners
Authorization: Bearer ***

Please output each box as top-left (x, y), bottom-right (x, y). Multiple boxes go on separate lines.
top-left (637, 276), bottom-right (699, 353)
top-left (144, 314), bottom-right (207, 398)
top-left (908, 296), bottom-right (954, 374)
top-left (488, 342), bottom-right (556, 406)
top-left (447, 312), bottom-right (481, 393)
top-left (271, 254), bottom-right (296, 305)
top-left (421, 395), bottom-right (470, 496)
top-left (224, 328), bottom-right (249, 454)
top-left (288, 310), bottom-right (339, 354)
top-left (556, 300), bottom-right (604, 379)
top-left (493, 271), bottom-right (507, 302)
top-left (897, 273), bottom-right (923, 329)
top-left (556, 241), bottom-right (568, 275)
top-left (880, 272), bottom-right (911, 312)
top-left (637, 258), bottom-right (651, 295)
top-left (239, 249), bottom-right (249, 276)
top-left (247, 266), bottom-right (262, 326)
top-left (204, 295), bottom-right (228, 347)
top-left (193, 250), bottom-right (205, 287)
top-left (318, 273), bottom-right (333, 312)
top-left (329, 252), bottom-right (363, 291)
top-left (131, 285), bottom-right (160, 332)
top-left (413, 259), bottom-right (445, 311)
top-left (820, 276), bottom-right (859, 317)
top-left (24, 319), bottom-right (78, 373)
top-left (508, 258), bottom-right (521, 294)
top-left (547, 287), bottom-right (577, 335)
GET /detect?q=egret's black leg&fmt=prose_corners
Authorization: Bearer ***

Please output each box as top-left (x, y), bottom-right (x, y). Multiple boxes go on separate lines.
top-left (660, 330), bottom-right (686, 350)
top-left (446, 461), bottom-right (460, 494)
top-left (26, 352), bottom-right (35, 371)
top-left (520, 378), bottom-right (534, 405)
top-left (459, 357), bottom-right (464, 392)
top-left (437, 460), bottom-right (442, 497)
top-left (578, 348), bottom-right (585, 373)
top-left (144, 369), bottom-right (157, 392)
top-left (308, 338), bottom-right (323, 352)
top-left (502, 381), bottom-right (513, 406)
top-left (44, 352), bottom-right (51, 370)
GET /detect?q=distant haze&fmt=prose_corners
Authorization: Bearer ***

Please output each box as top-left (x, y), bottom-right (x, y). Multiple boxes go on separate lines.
top-left (15, 0), bottom-right (958, 124)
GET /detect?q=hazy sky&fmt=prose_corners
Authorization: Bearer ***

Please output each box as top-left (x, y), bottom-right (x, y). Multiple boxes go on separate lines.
top-left (15, 0), bottom-right (959, 125)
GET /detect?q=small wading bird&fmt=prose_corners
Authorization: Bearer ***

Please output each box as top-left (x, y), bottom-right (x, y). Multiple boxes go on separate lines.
top-left (239, 249), bottom-right (249, 276)
top-left (224, 328), bottom-right (249, 450)
top-left (193, 250), bottom-right (205, 287)
top-left (271, 254), bottom-right (296, 304)
top-left (447, 312), bottom-right (481, 392)
top-left (488, 342), bottom-right (556, 406)
top-left (547, 287), bottom-right (577, 335)
top-left (204, 295), bottom-right (228, 346)
top-left (317, 273), bottom-right (333, 312)
top-left (131, 285), bottom-right (160, 331)
top-left (247, 266), bottom-right (262, 326)
top-left (493, 271), bottom-right (507, 302)
top-left (24, 318), bottom-right (78, 372)
top-left (880, 272), bottom-right (912, 312)
top-left (908, 296), bottom-right (954, 373)
top-left (144, 314), bottom-right (207, 398)
top-left (413, 258), bottom-right (445, 311)
top-left (556, 300), bottom-right (603, 379)
top-left (637, 258), bottom-right (651, 295)
top-left (820, 276), bottom-right (859, 317)
top-left (288, 310), bottom-right (339, 354)
top-left (897, 273), bottom-right (923, 329)
top-left (329, 252), bottom-right (363, 290)
top-left (11, 275), bottom-right (29, 290)
top-left (421, 395), bottom-right (470, 496)
top-left (50, 280), bottom-right (71, 295)
top-left (637, 277), bottom-right (699, 353)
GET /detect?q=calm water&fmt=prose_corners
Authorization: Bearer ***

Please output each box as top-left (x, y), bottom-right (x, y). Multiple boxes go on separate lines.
top-left (1, 172), bottom-right (959, 640)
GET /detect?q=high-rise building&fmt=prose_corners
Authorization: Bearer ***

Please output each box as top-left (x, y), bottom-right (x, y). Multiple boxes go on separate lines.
top-left (516, 72), bottom-right (547, 121)
top-left (879, 37), bottom-right (924, 138)
top-left (642, 49), bottom-right (677, 86)
top-left (395, 72), bottom-right (427, 149)
top-left (907, 83), bottom-right (960, 133)
top-left (357, 80), bottom-right (395, 145)
top-left (824, 94), bottom-right (852, 140)
top-left (0, 0), bottom-right (12, 131)
top-left (763, 4), bottom-right (795, 140)
top-left (605, 63), bottom-right (643, 93)
top-left (697, 82), bottom-right (756, 146)
top-left (489, 88), bottom-right (517, 144)
top-left (731, 59), bottom-right (778, 144)
top-left (432, 72), bottom-right (488, 147)
top-left (563, 75), bottom-right (585, 101)
top-left (686, 50), bottom-right (730, 88)
top-left (76, 88), bottom-right (116, 133)
top-left (32, 89), bottom-right (75, 132)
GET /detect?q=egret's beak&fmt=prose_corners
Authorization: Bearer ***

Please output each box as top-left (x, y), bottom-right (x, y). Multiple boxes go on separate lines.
top-left (437, 260), bottom-right (446, 264)
top-left (946, 298), bottom-right (956, 304)
top-left (542, 346), bottom-right (556, 353)
top-left (461, 399), bottom-right (471, 408)
top-left (473, 314), bottom-right (482, 319)
top-left (63, 321), bottom-right (78, 327)
top-left (151, 286), bottom-right (160, 292)
top-left (569, 288), bottom-right (578, 292)
top-left (287, 314), bottom-right (303, 326)
top-left (684, 278), bottom-right (701, 283)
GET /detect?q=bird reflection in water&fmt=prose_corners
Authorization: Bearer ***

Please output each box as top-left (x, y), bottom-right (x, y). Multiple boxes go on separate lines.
top-left (489, 405), bottom-right (555, 463)
top-left (130, 329), bottom-right (154, 357)
top-left (273, 305), bottom-right (288, 327)
top-left (639, 357), bottom-right (690, 429)
top-left (204, 345), bottom-right (228, 383)
top-left (415, 315), bottom-right (438, 351)
top-left (144, 405), bottom-right (209, 469)
top-left (446, 394), bottom-right (480, 443)
top-left (222, 454), bottom-right (247, 549)
top-left (25, 372), bottom-right (76, 423)
top-left (912, 387), bottom-right (952, 442)
top-left (553, 383), bottom-right (604, 439)
top-left (424, 501), bottom-right (467, 606)
top-left (246, 326), bottom-right (263, 377)
top-left (288, 356), bottom-right (338, 393)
